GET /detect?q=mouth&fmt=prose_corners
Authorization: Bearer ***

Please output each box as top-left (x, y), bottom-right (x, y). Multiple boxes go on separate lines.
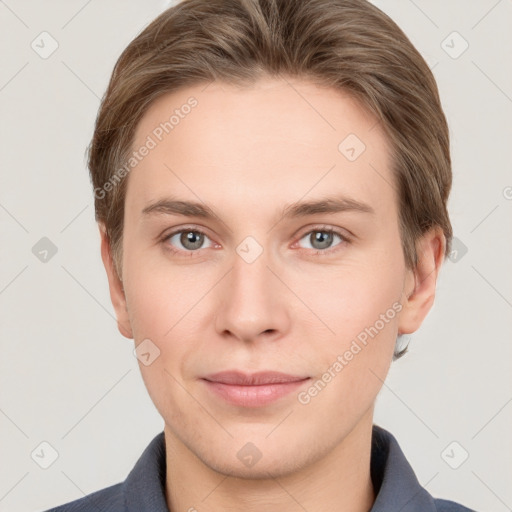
top-left (201, 371), bottom-right (311, 407)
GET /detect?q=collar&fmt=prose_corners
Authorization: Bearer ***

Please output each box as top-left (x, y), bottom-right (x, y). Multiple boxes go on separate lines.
top-left (369, 424), bottom-right (437, 511)
top-left (122, 424), bottom-right (438, 511)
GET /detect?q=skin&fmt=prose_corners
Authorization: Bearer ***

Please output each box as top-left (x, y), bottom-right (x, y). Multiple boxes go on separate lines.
top-left (100, 77), bottom-right (445, 512)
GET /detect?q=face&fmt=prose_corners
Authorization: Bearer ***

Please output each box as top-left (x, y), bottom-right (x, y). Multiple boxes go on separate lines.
top-left (101, 77), bottom-right (443, 478)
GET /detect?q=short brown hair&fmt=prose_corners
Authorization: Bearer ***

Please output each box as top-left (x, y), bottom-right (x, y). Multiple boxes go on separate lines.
top-left (88, 0), bottom-right (452, 358)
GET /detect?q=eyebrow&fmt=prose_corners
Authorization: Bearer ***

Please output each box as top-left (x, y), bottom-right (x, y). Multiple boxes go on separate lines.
top-left (141, 195), bottom-right (375, 222)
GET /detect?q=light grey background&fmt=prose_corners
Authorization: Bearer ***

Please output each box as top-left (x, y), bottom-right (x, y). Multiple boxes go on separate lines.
top-left (1, 1), bottom-right (511, 511)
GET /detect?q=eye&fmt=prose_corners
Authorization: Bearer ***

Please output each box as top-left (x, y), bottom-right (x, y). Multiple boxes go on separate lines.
top-left (296, 227), bottom-right (348, 254)
top-left (163, 228), bottom-right (215, 254)
top-left (161, 226), bottom-right (349, 257)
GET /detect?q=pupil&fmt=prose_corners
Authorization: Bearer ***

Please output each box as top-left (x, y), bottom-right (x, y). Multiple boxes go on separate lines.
top-left (182, 231), bottom-right (203, 250)
top-left (313, 231), bottom-right (332, 250)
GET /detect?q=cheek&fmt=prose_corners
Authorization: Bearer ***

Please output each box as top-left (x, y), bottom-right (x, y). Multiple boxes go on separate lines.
top-left (290, 249), bottom-right (405, 399)
top-left (297, 260), bottom-right (403, 342)
top-left (124, 261), bottom-right (196, 422)
top-left (122, 254), bottom-right (206, 380)
top-left (295, 267), bottom-right (401, 421)
top-left (123, 248), bottom-right (192, 338)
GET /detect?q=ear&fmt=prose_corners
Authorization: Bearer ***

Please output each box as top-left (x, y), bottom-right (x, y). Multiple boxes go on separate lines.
top-left (99, 223), bottom-right (133, 339)
top-left (397, 227), bottom-right (446, 335)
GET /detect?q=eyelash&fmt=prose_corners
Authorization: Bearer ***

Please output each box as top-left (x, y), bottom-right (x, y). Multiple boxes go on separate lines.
top-left (160, 225), bottom-right (350, 257)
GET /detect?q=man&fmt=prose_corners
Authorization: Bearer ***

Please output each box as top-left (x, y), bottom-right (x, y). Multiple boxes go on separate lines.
top-left (45, 0), bottom-right (476, 510)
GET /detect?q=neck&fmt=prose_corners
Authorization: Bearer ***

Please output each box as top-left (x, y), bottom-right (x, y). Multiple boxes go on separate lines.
top-left (164, 408), bottom-right (376, 512)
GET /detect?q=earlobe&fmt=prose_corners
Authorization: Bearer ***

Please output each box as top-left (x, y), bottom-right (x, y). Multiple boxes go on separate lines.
top-left (98, 223), bottom-right (133, 339)
top-left (397, 227), bottom-right (446, 335)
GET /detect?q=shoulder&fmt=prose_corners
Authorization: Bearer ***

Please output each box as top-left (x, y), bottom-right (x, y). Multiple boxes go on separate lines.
top-left (41, 431), bottom-right (167, 512)
top-left (371, 425), bottom-right (478, 512)
top-left (41, 482), bottom-right (125, 512)
top-left (434, 498), bottom-right (477, 512)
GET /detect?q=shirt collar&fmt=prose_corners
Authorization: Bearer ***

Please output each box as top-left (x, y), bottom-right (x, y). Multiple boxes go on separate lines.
top-left (122, 424), bottom-right (436, 512)
top-left (370, 424), bottom-right (437, 511)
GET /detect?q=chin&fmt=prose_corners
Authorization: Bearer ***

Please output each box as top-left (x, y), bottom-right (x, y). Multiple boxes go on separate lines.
top-left (203, 452), bottom-right (303, 480)
top-left (193, 433), bottom-right (321, 481)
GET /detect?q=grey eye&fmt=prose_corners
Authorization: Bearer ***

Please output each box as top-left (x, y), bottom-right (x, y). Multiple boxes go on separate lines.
top-left (168, 230), bottom-right (212, 251)
top-left (298, 230), bottom-right (343, 251)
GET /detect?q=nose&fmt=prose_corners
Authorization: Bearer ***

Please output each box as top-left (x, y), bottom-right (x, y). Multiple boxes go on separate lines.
top-left (214, 244), bottom-right (290, 344)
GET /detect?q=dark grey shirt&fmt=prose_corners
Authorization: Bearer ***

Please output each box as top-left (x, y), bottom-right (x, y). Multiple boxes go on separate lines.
top-left (44, 424), bottom-right (476, 511)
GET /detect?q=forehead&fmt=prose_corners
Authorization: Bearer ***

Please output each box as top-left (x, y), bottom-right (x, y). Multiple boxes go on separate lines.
top-left (127, 77), bottom-right (395, 219)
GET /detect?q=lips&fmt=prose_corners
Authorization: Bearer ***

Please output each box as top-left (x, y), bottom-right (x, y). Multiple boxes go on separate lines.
top-left (201, 371), bottom-right (311, 407)
top-left (203, 370), bottom-right (309, 386)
